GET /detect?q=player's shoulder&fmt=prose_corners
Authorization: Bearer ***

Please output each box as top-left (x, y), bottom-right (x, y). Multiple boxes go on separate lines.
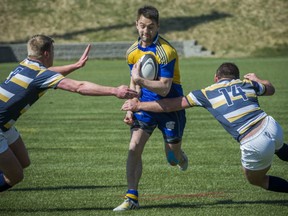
top-left (156, 36), bottom-right (178, 64)
top-left (157, 36), bottom-right (176, 52)
top-left (126, 41), bottom-right (138, 57)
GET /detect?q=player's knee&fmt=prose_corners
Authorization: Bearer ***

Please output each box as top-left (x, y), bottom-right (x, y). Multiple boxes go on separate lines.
top-left (8, 170), bottom-right (24, 186)
top-left (167, 151), bottom-right (179, 166)
top-left (275, 143), bottom-right (288, 161)
top-left (165, 137), bottom-right (182, 144)
top-left (22, 158), bottom-right (31, 169)
top-left (245, 174), bottom-right (266, 188)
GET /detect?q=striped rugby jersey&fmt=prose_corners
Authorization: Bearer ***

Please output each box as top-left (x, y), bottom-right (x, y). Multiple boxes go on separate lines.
top-left (126, 34), bottom-right (184, 102)
top-left (185, 79), bottom-right (267, 141)
top-left (0, 59), bottom-right (65, 131)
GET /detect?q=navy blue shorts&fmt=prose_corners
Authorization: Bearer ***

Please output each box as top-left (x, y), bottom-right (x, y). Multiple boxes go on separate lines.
top-left (131, 110), bottom-right (186, 144)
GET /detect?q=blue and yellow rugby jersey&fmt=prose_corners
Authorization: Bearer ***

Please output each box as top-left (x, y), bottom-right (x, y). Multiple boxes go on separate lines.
top-left (0, 59), bottom-right (65, 131)
top-left (126, 34), bottom-right (183, 102)
top-left (185, 79), bottom-right (267, 141)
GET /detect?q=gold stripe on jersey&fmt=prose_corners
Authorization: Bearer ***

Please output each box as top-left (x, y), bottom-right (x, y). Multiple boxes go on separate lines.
top-left (237, 113), bottom-right (267, 134)
top-left (20, 61), bottom-right (42, 71)
top-left (211, 95), bottom-right (248, 109)
top-left (4, 119), bottom-right (15, 129)
top-left (156, 41), bottom-right (169, 64)
top-left (20, 104), bottom-right (31, 114)
top-left (185, 95), bottom-right (197, 106)
top-left (36, 69), bottom-right (49, 76)
top-left (40, 74), bottom-right (64, 88)
top-left (224, 105), bottom-right (260, 122)
top-left (201, 89), bottom-right (208, 99)
top-left (38, 90), bottom-right (47, 98)
top-left (10, 73), bottom-right (33, 89)
top-left (206, 79), bottom-right (243, 91)
top-left (0, 87), bottom-right (15, 102)
top-left (126, 42), bottom-right (138, 58)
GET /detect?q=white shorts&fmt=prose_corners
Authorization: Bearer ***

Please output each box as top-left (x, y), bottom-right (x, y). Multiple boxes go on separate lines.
top-left (240, 116), bottom-right (283, 171)
top-left (0, 126), bottom-right (20, 154)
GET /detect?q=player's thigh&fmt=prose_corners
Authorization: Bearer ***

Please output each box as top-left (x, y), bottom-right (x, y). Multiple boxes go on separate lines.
top-left (157, 111), bottom-right (186, 144)
top-left (4, 127), bottom-right (30, 168)
top-left (0, 148), bottom-right (24, 185)
top-left (130, 117), bottom-right (156, 151)
top-left (129, 128), bottom-right (151, 153)
top-left (243, 165), bottom-right (270, 186)
top-left (240, 116), bottom-right (282, 171)
top-left (9, 136), bottom-right (30, 168)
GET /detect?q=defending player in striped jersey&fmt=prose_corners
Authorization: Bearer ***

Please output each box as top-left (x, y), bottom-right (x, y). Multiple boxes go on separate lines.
top-left (122, 62), bottom-right (288, 193)
top-left (0, 35), bottom-right (138, 193)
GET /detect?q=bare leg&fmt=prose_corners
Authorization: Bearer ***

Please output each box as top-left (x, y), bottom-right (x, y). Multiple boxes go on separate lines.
top-left (165, 141), bottom-right (183, 166)
top-left (243, 166), bottom-right (270, 189)
top-left (0, 148), bottom-right (23, 186)
top-left (127, 128), bottom-right (150, 190)
top-left (9, 136), bottom-right (30, 169)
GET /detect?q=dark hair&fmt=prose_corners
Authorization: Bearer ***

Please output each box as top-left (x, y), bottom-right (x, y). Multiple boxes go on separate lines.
top-left (137, 5), bottom-right (159, 24)
top-left (216, 62), bottom-right (240, 79)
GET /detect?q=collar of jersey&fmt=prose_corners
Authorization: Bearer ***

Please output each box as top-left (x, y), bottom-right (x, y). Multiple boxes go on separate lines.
top-left (22, 58), bottom-right (47, 70)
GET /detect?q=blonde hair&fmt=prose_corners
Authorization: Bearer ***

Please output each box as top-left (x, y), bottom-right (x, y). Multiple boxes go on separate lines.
top-left (27, 35), bottom-right (54, 59)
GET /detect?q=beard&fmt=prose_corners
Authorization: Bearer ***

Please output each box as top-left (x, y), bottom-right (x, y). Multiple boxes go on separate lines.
top-left (140, 34), bottom-right (153, 44)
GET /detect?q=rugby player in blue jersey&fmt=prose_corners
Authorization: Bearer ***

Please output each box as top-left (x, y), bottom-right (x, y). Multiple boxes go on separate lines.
top-left (0, 35), bottom-right (138, 192)
top-left (114, 5), bottom-right (187, 211)
top-left (122, 62), bottom-right (288, 194)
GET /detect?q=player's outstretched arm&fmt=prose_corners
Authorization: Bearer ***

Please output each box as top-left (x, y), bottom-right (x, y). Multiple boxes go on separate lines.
top-left (244, 73), bottom-right (275, 96)
top-left (49, 44), bottom-right (91, 76)
top-left (57, 78), bottom-right (138, 99)
top-left (121, 96), bottom-right (188, 112)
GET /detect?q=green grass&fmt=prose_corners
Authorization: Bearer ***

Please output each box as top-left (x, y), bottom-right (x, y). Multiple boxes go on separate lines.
top-left (0, 57), bottom-right (288, 215)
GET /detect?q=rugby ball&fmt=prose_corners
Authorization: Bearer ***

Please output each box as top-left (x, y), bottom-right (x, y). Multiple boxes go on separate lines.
top-left (139, 54), bottom-right (158, 80)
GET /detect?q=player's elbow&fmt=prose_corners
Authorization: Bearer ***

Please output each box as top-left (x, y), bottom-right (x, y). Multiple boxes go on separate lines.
top-left (158, 83), bottom-right (172, 97)
top-left (159, 91), bottom-right (168, 97)
top-left (75, 82), bottom-right (89, 95)
top-left (163, 106), bottom-right (173, 112)
top-left (158, 88), bottom-right (170, 97)
top-left (265, 85), bottom-right (275, 96)
top-left (157, 102), bottom-right (173, 112)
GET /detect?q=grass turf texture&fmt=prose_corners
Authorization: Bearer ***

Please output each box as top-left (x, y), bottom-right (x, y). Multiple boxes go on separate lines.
top-left (0, 57), bottom-right (287, 215)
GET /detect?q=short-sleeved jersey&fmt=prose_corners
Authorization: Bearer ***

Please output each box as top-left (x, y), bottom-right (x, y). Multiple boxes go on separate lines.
top-left (185, 79), bottom-right (267, 141)
top-left (0, 59), bottom-right (65, 131)
top-left (126, 34), bottom-right (183, 102)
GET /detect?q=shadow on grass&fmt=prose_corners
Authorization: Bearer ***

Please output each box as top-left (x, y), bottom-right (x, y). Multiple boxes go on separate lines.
top-left (10, 184), bottom-right (126, 192)
top-left (1, 199), bottom-right (287, 213)
top-left (142, 199), bottom-right (288, 209)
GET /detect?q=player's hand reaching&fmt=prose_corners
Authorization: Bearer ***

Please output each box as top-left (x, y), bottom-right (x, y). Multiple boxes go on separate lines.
top-left (74, 44), bottom-right (91, 69)
top-left (244, 73), bottom-right (275, 96)
top-left (123, 110), bottom-right (134, 125)
top-left (121, 98), bottom-right (140, 112)
top-left (49, 44), bottom-right (91, 76)
top-left (243, 73), bottom-right (260, 82)
top-left (115, 85), bottom-right (138, 99)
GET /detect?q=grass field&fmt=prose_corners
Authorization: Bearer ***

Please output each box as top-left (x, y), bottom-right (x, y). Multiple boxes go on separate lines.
top-left (0, 57), bottom-right (288, 215)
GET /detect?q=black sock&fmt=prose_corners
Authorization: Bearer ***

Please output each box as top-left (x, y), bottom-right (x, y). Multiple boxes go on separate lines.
top-left (275, 143), bottom-right (288, 161)
top-left (267, 176), bottom-right (288, 193)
